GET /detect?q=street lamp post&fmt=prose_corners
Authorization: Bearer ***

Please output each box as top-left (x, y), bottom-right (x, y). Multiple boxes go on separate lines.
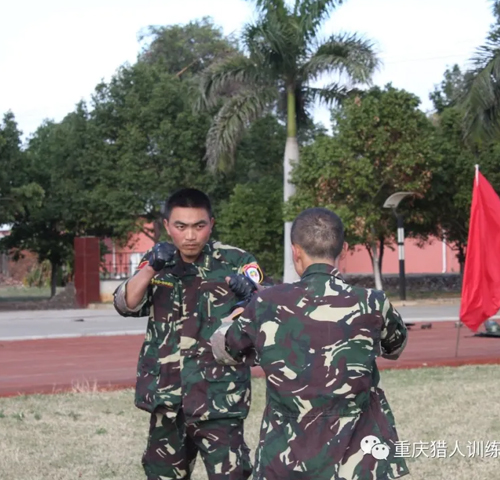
top-left (383, 192), bottom-right (416, 301)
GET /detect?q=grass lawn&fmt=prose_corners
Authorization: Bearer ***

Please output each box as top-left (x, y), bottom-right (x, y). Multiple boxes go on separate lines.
top-left (0, 286), bottom-right (65, 302)
top-left (0, 365), bottom-right (499, 479)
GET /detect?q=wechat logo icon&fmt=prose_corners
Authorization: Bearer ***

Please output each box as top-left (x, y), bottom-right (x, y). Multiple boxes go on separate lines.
top-left (361, 436), bottom-right (390, 460)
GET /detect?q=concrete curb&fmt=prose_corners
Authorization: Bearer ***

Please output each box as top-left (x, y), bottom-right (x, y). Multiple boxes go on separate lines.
top-left (87, 303), bottom-right (115, 310)
top-left (391, 297), bottom-right (461, 307)
top-left (85, 298), bottom-right (463, 310)
top-left (0, 330), bottom-right (145, 342)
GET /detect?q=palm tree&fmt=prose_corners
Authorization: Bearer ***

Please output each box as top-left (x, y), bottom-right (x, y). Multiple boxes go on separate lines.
top-left (463, 1), bottom-right (500, 140)
top-left (198, 0), bottom-right (379, 282)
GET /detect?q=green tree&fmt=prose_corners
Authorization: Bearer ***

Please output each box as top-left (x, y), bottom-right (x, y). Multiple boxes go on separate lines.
top-left (1, 105), bottom-right (135, 297)
top-left (90, 18), bottom-right (246, 243)
top-left (217, 178), bottom-right (284, 279)
top-left (288, 85), bottom-right (438, 288)
top-left (0, 112), bottom-right (43, 225)
top-left (90, 61), bottom-right (225, 243)
top-left (198, 0), bottom-right (378, 282)
top-left (437, 117), bottom-right (500, 273)
top-left (429, 64), bottom-right (470, 114)
top-left (426, 66), bottom-right (500, 273)
top-left (138, 17), bottom-right (238, 78)
top-left (462, 1), bottom-right (500, 140)
top-left (216, 115), bottom-right (286, 278)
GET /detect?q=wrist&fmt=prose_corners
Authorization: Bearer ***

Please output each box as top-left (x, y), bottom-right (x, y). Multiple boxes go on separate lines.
top-left (143, 265), bottom-right (157, 276)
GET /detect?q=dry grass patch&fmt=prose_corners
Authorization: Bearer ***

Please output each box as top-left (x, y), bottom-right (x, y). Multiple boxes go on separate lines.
top-left (0, 365), bottom-right (499, 479)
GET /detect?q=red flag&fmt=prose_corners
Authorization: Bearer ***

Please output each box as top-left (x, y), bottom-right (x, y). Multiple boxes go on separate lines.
top-left (460, 169), bottom-right (500, 331)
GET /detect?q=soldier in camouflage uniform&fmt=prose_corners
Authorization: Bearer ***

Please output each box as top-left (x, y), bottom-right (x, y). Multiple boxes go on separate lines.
top-left (211, 207), bottom-right (410, 480)
top-left (113, 188), bottom-right (267, 480)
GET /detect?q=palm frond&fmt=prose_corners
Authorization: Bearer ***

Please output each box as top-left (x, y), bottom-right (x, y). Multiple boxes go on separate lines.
top-left (460, 0), bottom-right (500, 139)
top-left (304, 83), bottom-right (351, 106)
top-left (197, 54), bottom-right (266, 110)
top-left (302, 33), bottom-right (379, 84)
top-left (205, 87), bottom-right (278, 171)
top-left (243, 17), bottom-right (298, 74)
top-left (462, 53), bottom-right (500, 140)
top-left (295, 0), bottom-right (344, 40)
top-left (247, 0), bottom-right (288, 16)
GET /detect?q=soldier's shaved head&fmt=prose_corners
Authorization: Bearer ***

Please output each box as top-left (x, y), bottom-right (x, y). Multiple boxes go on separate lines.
top-left (291, 207), bottom-right (344, 261)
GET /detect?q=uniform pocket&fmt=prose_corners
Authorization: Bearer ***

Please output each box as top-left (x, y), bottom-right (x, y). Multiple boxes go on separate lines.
top-left (204, 364), bottom-right (250, 383)
top-left (203, 363), bottom-right (251, 420)
top-left (135, 354), bottom-right (160, 413)
top-left (199, 280), bottom-right (237, 325)
top-left (140, 355), bottom-right (160, 375)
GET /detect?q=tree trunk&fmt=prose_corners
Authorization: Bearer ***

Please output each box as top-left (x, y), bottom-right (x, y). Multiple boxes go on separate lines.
top-left (153, 218), bottom-right (163, 244)
top-left (283, 85), bottom-right (300, 284)
top-left (378, 234), bottom-right (385, 276)
top-left (140, 225), bottom-right (156, 242)
top-left (457, 244), bottom-right (466, 276)
top-left (367, 232), bottom-right (383, 290)
top-left (50, 260), bottom-right (58, 298)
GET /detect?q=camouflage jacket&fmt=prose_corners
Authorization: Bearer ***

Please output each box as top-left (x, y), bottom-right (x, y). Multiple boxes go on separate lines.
top-left (213, 263), bottom-right (409, 480)
top-left (113, 240), bottom-right (266, 423)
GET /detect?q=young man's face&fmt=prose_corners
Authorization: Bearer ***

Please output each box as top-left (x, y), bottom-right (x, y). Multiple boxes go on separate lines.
top-left (164, 207), bottom-right (214, 262)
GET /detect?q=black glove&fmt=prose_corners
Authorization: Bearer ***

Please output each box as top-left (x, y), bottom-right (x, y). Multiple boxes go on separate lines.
top-left (227, 274), bottom-right (257, 303)
top-left (148, 243), bottom-right (176, 272)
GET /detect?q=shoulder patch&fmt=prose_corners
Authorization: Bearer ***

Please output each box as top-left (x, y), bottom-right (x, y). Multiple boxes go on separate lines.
top-left (138, 260), bottom-right (149, 270)
top-left (242, 262), bottom-right (263, 284)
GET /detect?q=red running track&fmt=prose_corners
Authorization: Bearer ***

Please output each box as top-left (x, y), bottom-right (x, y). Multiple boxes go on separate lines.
top-left (0, 321), bottom-right (499, 397)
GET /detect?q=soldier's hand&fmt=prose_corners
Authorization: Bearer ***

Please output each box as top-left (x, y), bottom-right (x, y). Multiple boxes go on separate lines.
top-left (148, 243), bottom-right (176, 272)
top-left (225, 274), bottom-right (257, 302)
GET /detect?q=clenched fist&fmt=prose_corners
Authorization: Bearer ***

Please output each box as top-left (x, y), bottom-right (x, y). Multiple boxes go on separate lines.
top-left (148, 242), bottom-right (176, 272)
top-left (225, 274), bottom-right (257, 302)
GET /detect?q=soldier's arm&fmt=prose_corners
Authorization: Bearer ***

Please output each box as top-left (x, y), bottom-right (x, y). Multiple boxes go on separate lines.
top-left (211, 296), bottom-right (260, 366)
top-left (380, 293), bottom-right (408, 360)
top-left (113, 254), bottom-right (153, 317)
top-left (237, 254), bottom-right (274, 289)
top-left (124, 265), bottom-right (156, 310)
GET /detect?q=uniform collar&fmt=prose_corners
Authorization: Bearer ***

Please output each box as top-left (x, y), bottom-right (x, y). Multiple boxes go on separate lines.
top-left (300, 263), bottom-right (343, 281)
top-left (171, 241), bottom-right (213, 277)
top-left (196, 241), bottom-right (213, 270)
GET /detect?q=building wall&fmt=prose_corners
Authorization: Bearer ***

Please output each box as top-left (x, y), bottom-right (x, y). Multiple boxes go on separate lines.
top-left (103, 228), bottom-right (461, 278)
top-left (101, 229), bottom-right (155, 280)
top-left (337, 237), bottom-right (460, 275)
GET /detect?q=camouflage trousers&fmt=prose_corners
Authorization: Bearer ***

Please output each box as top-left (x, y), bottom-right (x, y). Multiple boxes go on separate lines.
top-left (252, 393), bottom-right (409, 480)
top-left (142, 408), bottom-right (252, 480)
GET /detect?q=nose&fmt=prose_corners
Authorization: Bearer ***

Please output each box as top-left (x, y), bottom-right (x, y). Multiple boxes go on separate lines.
top-left (185, 227), bottom-right (196, 241)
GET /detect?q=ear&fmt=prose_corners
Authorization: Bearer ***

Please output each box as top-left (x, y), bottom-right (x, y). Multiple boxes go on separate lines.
top-left (210, 217), bottom-right (215, 231)
top-left (291, 244), bottom-right (300, 263)
top-left (337, 241), bottom-right (348, 259)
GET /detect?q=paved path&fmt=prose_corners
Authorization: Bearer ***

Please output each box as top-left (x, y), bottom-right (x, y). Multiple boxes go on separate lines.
top-left (3, 303), bottom-right (498, 341)
top-left (0, 308), bottom-right (147, 340)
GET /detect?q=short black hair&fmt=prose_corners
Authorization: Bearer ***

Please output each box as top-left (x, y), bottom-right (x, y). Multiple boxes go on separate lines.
top-left (290, 207), bottom-right (344, 260)
top-left (164, 188), bottom-right (213, 220)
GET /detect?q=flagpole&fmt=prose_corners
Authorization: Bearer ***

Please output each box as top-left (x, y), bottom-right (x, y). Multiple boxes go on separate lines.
top-left (456, 165), bottom-right (480, 357)
top-left (454, 318), bottom-right (461, 357)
